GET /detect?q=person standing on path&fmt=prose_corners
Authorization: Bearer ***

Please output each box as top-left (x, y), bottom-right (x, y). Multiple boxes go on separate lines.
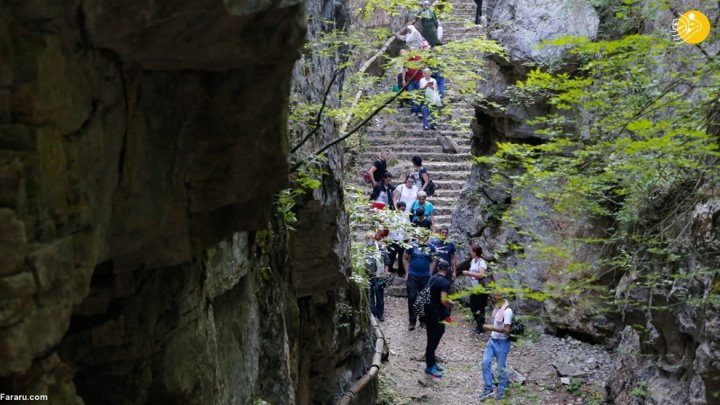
top-left (366, 150), bottom-right (388, 188)
top-left (364, 232), bottom-right (390, 322)
top-left (402, 53), bottom-right (424, 117)
top-left (370, 172), bottom-right (395, 210)
top-left (418, 1), bottom-right (440, 46)
top-left (424, 259), bottom-right (454, 378)
top-left (410, 191), bottom-right (435, 231)
top-left (412, 206), bottom-right (433, 230)
top-left (411, 156), bottom-right (431, 194)
top-left (387, 202), bottom-right (410, 276)
top-left (479, 291), bottom-right (513, 401)
top-left (474, 0), bottom-right (483, 25)
top-left (419, 68), bottom-right (441, 130)
top-left (430, 226), bottom-right (456, 283)
top-left (403, 234), bottom-right (436, 330)
top-left (393, 176), bottom-right (419, 214)
top-left (461, 244), bottom-right (489, 334)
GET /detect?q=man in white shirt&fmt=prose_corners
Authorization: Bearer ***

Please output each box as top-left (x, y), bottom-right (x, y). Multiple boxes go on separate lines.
top-left (479, 291), bottom-right (513, 401)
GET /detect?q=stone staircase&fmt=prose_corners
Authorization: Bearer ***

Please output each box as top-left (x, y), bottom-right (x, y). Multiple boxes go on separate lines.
top-left (349, 1), bottom-right (484, 297)
top-left (353, 0), bottom-right (483, 230)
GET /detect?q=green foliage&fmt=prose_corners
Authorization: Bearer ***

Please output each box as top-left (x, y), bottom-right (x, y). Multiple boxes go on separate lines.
top-left (478, 3), bottom-right (720, 320)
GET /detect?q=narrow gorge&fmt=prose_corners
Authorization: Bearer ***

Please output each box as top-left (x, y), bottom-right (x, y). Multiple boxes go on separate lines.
top-left (0, 0), bottom-right (717, 404)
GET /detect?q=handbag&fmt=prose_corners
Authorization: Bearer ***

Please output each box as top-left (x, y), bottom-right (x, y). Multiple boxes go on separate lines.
top-left (426, 180), bottom-right (436, 196)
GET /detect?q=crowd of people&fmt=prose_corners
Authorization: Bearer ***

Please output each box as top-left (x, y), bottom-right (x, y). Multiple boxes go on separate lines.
top-left (360, 3), bottom-right (513, 400)
top-left (362, 153), bottom-right (514, 401)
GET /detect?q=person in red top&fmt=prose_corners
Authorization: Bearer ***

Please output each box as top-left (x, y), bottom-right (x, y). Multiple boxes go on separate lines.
top-left (402, 54), bottom-right (424, 116)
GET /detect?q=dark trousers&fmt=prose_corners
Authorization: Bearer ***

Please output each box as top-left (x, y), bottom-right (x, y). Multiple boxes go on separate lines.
top-left (425, 311), bottom-right (446, 368)
top-left (406, 274), bottom-right (429, 325)
top-left (470, 293), bottom-right (488, 329)
top-left (370, 279), bottom-right (385, 318)
top-left (388, 242), bottom-right (406, 276)
top-left (474, 0), bottom-right (483, 23)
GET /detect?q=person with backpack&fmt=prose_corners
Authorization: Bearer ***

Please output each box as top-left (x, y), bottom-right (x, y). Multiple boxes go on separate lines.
top-left (365, 150), bottom-right (388, 188)
top-left (423, 259), bottom-right (454, 378)
top-left (418, 1), bottom-right (440, 47)
top-left (461, 244), bottom-right (489, 334)
top-left (403, 233), bottom-right (436, 330)
top-left (479, 290), bottom-right (514, 402)
top-left (411, 156), bottom-right (436, 196)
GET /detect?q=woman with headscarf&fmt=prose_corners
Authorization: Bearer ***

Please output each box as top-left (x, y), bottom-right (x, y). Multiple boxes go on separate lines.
top-left (395, 25), bottom-right (426, 51)
top-left (418, 1), bottom-right (440, 47)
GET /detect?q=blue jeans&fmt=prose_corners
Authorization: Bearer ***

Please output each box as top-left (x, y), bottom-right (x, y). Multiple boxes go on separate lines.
top-left (406, 274), bottom-right (429, 325)
top-left (483, 338), bottom-right (511, 397)
top-left (407, 81), bottom-right (421, 113)
top-left (422, 104), bottom-right (435, 129)
top-left (369, 278), bottom-right (385, 318)
top-left (433, 75), bottom-right (446, 99)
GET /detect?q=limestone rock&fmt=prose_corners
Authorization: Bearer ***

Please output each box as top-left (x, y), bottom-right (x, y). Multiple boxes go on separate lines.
top-left (437, 135), bottom-right (459, 153)
top-left (488, 0), bottom-right (599, 63)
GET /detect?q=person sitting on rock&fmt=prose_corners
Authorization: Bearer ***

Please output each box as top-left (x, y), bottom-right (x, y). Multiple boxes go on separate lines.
top-left (479, 290), bottom-right (514, 401)
top-left (424, 259), bottom-right (454, 378)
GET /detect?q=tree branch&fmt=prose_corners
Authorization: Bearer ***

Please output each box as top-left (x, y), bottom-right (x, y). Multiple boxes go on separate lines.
top-left (290, 79), bottom-right (412, 173)
top-left (290, 69), bottom-right (343, 154)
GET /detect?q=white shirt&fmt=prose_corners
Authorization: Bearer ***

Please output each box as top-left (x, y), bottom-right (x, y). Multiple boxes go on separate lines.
top-left (419, 77), bottom-right (439, 103)
top-left (387, 211), bottom-right (410, 241)
top-left (490, 304), bottom-right (513, 340)
top-left (395, 184), bottom-right (418, 214)
top-left (468, 258), bottom-right (487, 287)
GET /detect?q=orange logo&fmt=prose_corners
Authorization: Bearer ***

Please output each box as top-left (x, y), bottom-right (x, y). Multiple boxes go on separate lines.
top-left (672, 10), bottom-right (711, 44)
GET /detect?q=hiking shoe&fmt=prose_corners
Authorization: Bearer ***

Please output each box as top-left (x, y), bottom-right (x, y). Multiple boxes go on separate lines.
top-left (408, 323), bottom-right (416, 331)
top-left (424, 366), bottom-right (443, 378)
top-left (473, 327), bottom-right (483, 334)
top-left (479, 390), bottom-right (494, 401)
top-left (433, 363), bottom-right (444, 372)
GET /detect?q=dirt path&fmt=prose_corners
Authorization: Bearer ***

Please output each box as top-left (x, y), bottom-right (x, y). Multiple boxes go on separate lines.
top-left (377, 296), bottom-right (613, 404)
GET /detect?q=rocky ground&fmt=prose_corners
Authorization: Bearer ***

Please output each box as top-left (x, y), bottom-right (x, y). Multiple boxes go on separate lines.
top-left (377, 296), bottom-right (614, 404)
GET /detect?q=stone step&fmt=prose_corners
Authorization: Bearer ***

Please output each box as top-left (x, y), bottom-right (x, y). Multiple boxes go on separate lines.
top-left (362, 136), bottom-right (472, 148)
top-left (365, 128), bottom-right (472, 137)
top-left (360, 151), bottom-right (472, 163)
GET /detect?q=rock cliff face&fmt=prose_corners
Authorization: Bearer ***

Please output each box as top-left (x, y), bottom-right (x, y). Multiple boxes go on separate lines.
top-left (453, 0), bottom-right (719, 402)
top-left (0, 0), bottom-right (367, 403)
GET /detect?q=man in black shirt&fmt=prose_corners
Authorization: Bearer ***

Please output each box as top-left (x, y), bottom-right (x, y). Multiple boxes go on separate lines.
top-left (424, 260), bottom-right (454, 378)
top-left (367, 150), bottom-right (388, 187)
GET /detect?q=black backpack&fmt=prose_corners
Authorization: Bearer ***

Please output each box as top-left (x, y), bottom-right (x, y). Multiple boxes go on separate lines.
top-left (413, 275), bottom-right (440, 320)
